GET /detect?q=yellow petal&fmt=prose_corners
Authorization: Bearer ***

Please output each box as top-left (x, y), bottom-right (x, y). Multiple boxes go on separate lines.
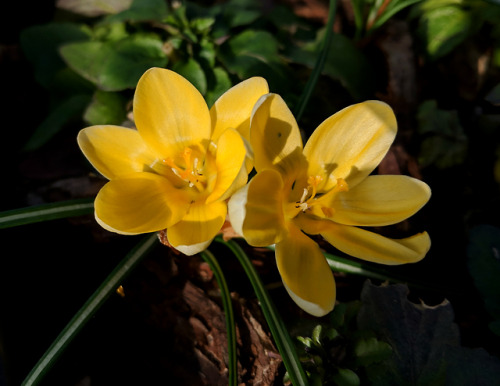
top-left (250, 93), bottom-right (307, 185)
top-left (322, 175), bottom-right (431, 226)
top-left (210, 77), bottom-right (269, 142)
top-left (77, 125), bottom-right (155, 180)
top-left (134, 68), bottom-right (211, 159)
top-left (206, 128), bottom-right (247, 203)
top-left (304, 101), bottom-right (397, 191)
top-left (95, 172), bottom-right (190, 235)
top-left (229, 169), bottom-right (287, 246)
top-left (275, 225), bottom-right (336, 316)
top-left (297, 216), bottom-right (430, 265)
top-left (167, 200), bottom-right (227, 254)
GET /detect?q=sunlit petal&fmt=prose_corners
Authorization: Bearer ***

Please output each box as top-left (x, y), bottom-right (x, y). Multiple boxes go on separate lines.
top-left (235, 168), bottom-right (287, 246)
top-left (167, 200), bottom-right (227, 253)
top-left (172, 239), bottom-right (213, 256)
top-left (206, 128), bottom-right (247, 203)
top-left (95, 172), bottom-right (190, 234)
top-left (275, 225), bottom-right (336, 316)
top-left (320, 175), bottom-right (431, 226)
top-left (77, 125), bottom-right (155, 180)
top-left (250, 93), bottom-right (306, 185)
top-left (134, 67), bottom-right (211, 159)
top-left (297, 215), bottom-right (430, 265)
top-left (210, 77), bottom-right (269, 142)
top-left (304, 101), bottom-right (397, 191)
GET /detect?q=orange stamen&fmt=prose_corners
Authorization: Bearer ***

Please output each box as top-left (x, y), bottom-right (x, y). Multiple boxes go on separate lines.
top-left (162, 148), bottom-right (206, 191)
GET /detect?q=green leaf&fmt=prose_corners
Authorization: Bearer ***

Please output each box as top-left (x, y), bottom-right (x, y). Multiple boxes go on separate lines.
top-left (0, 198), bottom-right (94, 229)
top-left (371, 0), bottom-right (423, 31)
top-left (417, 100), bottom-right (468, 169)
top-left (60, 35), bottom-right (168, 91)
top-left (102, 0), bottom-right (168, 23)
top-left (190, 17), bottom-right (215, 34)
top-left (467, 225), bottom-right (500, 335)
top-left (415, 4), bottom-right (472, 60)
top-left (218, 29), bottom-right (290, 90)
top-left (331, 368), bottom-right (360, 386)
top-left (353, 337), bottom-right (392, 367)
top-left (216, 237), bottom-right (309, 386)
top-left (20, 22), bottom-right (90, 88)
top-left (84, 90), bottom-right (128, 125)
top-left (172, 57), bottom-right (207, 95)
top-left (357, 281), bottom-right (500, 385)
top-left (209, 0), bottom-right (261, 36)
top-left (24, 94), bottom-right (92, 151)
top-left (205, 67), bottom-right (232, 107)
top-left (199, 250), bottom-right (237, 386)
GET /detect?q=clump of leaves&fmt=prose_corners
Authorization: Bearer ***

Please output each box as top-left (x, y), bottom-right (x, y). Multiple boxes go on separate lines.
top-left (286, 280), bottom-right (500, 385)
top-left (20, 0), bottom-right (382, 152)
top-left (409, 0), bottom-right (500, 61)
top-left (284, 301), bottom-right (392, 385)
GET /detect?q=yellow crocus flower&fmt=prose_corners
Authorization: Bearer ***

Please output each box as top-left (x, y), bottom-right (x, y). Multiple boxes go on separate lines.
top-left (78, 67), bottom-right (268, 255)
top-left (229, 94), bottom-right (431, 316)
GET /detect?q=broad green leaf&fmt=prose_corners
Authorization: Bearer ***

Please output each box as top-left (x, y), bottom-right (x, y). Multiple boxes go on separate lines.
top-left (83, 90), bottom-right (128, 125)
top-left (205, 67), bottom-right (232, 108)
top-left (417, 100), bottom-right (468, 169)
top-left (60, 35), bottom-right (168, 91)
top-left (24, 94), bottom-right (92, 151)
top-left (218, 29), bottom-right (291, 90)
top-left (357, 281), bottom-right (500, 385)
top-left (172, 57), bottom-right (207, 95)
top-left (209, 0), bottom-right (261, 36)
top-left (56, 0), bottom-right (132, 17)
top-left (198, 38), bottom-right (217, 68)
top-left (190, 17), bottom-right (215, 34)
top-left (353, 337), bottom-right (392, 367)
top-left (20, 22), bottom-right (90, 88)
top-left (102, 0), bottom-right (168, 23)
top-left (371, 0), bottom-right (423, 31)
top-left (467, 225), bottom-right (500, 335)
top-left (415, 5), bottom-right (472, 60)
top-left (332, 368), bottom-right (360, 386)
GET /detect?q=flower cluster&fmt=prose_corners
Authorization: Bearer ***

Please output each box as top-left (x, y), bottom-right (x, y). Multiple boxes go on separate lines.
top-left (78, 68), bottom-right (431, 316)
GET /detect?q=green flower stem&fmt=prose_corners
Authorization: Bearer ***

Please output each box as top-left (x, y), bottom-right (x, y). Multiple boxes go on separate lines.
top-left (294, 0), bottom-right (337, 122)
top-left (21, 233), bottom-right (158, 386)
top-left (0, 198), bottom-right (94, 229)
top-left (199, 249), bottom-right (237, 386)
top-left (215, 236), bottom-right (309, 386)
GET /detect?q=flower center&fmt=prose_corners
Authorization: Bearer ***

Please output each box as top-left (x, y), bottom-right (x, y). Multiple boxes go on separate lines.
top-left (295, 175), bottom-right (322, 212)
top-left (288, 175), bottom-right (349, 219)
top-left (163, 147), bottom-right (207, 191)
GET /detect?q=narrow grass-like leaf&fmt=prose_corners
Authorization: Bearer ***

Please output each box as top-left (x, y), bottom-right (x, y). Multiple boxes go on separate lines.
top-left (265, 244), bottom-right (454, 294)
top-left (323, 250), bottom-right (455, 294)
top-left (200, 250), bottom-right (237, 386)
top-left (294, 0), bottom-right (337, 122)
top-left (0, 198), bottom-right (94, 229)
top-left (22, 233), bottom-right (158, 386)
top-left (215, 236), bottom-right (309, 386)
